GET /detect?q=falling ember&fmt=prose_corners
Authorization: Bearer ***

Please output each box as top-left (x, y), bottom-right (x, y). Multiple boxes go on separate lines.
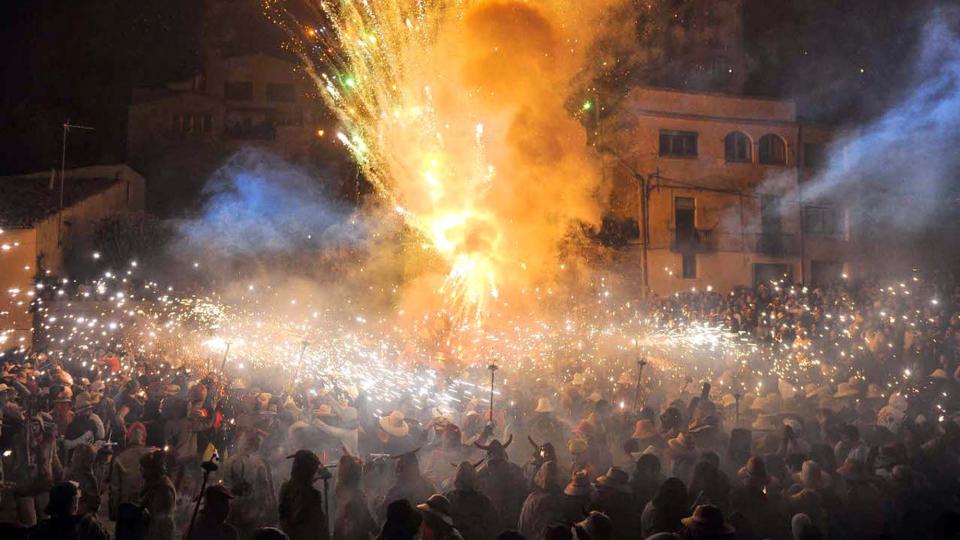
top-left (272, 0), bottom-right (607, 325)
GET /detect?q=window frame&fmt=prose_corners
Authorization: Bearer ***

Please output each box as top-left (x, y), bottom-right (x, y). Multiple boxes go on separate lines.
top-left (682, 253), bottom-right (697, 279)
top-left (224, 81), bottom-right (254, 101)
top-left (758, 134), bottom-right (787, 165)
top-left (659, 130), bottom-right (699, 158)
top-left (724, 131), bottom-right (751, 163)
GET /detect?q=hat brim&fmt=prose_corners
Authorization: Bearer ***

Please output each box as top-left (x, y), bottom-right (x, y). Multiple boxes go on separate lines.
top-left (379, 417), bottom-right (410, 437)
top-left (416, 503), bottom-right (454, 526)
top-left (680, 517), bottom-right (734, 534)
top-left (595, 477), bottom-right (632, 494)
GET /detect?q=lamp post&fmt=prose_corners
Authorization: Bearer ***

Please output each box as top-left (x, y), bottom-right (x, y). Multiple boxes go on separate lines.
top-left (487, 361), bottom-right (498, 424)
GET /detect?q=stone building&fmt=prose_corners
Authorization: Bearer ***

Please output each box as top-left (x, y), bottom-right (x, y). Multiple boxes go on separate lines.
top-left (602, 86), bottom-right (851, 295)
top-left (0, 165), bottom-right (145, 349)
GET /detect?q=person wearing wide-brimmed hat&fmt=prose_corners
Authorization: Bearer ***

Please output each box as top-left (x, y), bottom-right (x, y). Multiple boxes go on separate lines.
top-left (640, 477), bottom-right (688, 538)
top-left (279, 449), bottom-right (330, 540)
top-left (730, 456), bottom-right (776, 539)
top-left (680, 504), bottom-right (735, 540)
top-left (837, 457), bottom-right (885, 538)
top-left (140, 449), bottom-right (177, 540)
top-left (518, 460), bottom-right (565, 540)
top-left (417, 494), bottom-right (463, 540)
top-left (527, 397), bottom-right (567, 462)
top-left (333, 454), bottom-right (377, 540)
top-left (64, 392), bottom-right (105, 460)
top-left (380, 449), bottom-right (436, 524)
top-left (191, 484), bottom-right (240, 540)
top-left (630, 418), bottom-right (664, 452)
top-left (109, 422), bottom-right (156, 520)
top-left (377, 410), bottom-right (415, 455)
top-left (31, 481), bottom-right (110, 540)
top-left (591, 467), bottom-right (636, 540)
top-left (442, 461), bottom-right (499, 540)
top-left (560, 469), bottom-right (595, 522)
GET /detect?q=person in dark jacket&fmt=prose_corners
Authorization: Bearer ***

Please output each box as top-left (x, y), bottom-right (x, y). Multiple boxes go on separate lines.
top-left (477, 436), bottom-right (528, 530)
top-left (590, 467), bottom-right (636, 540)
top-left (334, 454), bottom-right (378, 540)
top-left (190, 484), bottom-right (240, 540)
top-left (560, 469), bottom-right (595, 523)
top-left (380, 449), bottom-right (436, 521)
top-left (641, 477), bottom-right (688, 538)
top-left (518, 460), bottom-right (566, 540)
top-left (632, 452), bottom-right (664, 511)
top-left (31, 481), bottom-right (110, 540)
top-left (443, 461), bottom-right (500, 540)
top-left (418, 494), bottom-right (465, 540)
top-left (278, 449), bottom-right (330, 540)
top-left (377, 499), bottom-right (422, 540)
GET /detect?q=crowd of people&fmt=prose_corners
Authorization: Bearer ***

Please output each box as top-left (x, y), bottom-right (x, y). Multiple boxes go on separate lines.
top-left (1, 275), bottom-right (960, 540)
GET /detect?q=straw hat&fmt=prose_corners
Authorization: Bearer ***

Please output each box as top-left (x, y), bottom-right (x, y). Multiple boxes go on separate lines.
top-left (930, 368), bottom-right (949, 380)
top-left (803, 383), bottom-right (826, 399)
top-left (567, 437), bottom-right (588, 454)
top-left (571, 373), bottom-right (586, 386)
top-left (379, 410), bottom-right (410, 437)
top-left (681, 505), bottom-right (735, 535)
top-left (586, 391), bottom-right (603, 402)
top-left (865, 384), bottom-right (884, 400)
top-left (834, 382), bottom-right (860, 399)
top-left (667, 432), bottom-right (695, 452)
top-left (738, 456), bottom-right (770, 485)
top-left (74, 392), bottom-right (95, 412)
top-left (778, 380), bottom-right (798, 400)
top-left (750, 393), bottom-right (782, 413)
top-left (795, 460), bottom-right (831, 489)
top-left (720, 393), bottom-right (738, 409)
top-left (888, 392), bottom-right (909, 413)
top-left (564, 469), bottom-right (595, 496)
top-left (632, 419), bottom-right (657, 439)
top-left (595, 467), bottom-right (632, 494)
top-left (417, 495), bottom-right (455, 526)
top-left (163, 384), bottom-right (181, 396)
top-left (751, 414), bottom-right (780, 432)
top-left (0, 383), bottom-right (14, 395)
top-left (534, 398), bottom-right (555, 413)
top-left (616, 372), bottom-right (634, 386)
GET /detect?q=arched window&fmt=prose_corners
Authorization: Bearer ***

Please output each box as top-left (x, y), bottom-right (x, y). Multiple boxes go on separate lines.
top-left (759, 134), bottom-right (787, 165)
top-left (724, 132), bottom-right (751, 163)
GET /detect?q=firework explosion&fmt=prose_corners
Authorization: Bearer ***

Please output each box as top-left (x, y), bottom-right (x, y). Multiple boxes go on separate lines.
top-left (266, 0), bottom-right (608, 324)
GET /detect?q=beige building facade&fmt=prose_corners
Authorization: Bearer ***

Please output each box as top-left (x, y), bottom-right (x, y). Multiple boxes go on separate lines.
top-left (0, 165), bottom-right (145, 349)
top-left (604, 87), bottom-right (852, 295)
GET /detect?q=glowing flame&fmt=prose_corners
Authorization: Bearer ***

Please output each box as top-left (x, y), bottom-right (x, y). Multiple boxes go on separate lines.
top-left (275, 0), bottom-right (606, 324)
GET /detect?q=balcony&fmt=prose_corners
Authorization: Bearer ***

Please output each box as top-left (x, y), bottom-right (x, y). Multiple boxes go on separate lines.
top-left (750, 232), bottom-right (800, 257)
top-left (671, 228), bottom-right (716, 253)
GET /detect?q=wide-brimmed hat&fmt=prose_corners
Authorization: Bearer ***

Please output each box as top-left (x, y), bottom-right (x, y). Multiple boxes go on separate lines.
top-left (795, 460), bottom-right (831, 489)
top-left (667, 432), bottom-right (695, 452)
top-left (379, 410), bottom-right (410, 437)
top-left (571, 373), bottom-right (587, 386)
top-left (535, 398), bottom-right (555, 413)
top-left (689, 415), bottom-right (719, 434)
top-left (834, 380), bottom-right (861, 399)
top-left (888, 393), bottom-right (909, 413)
top-left (837, 458), bottom-right (867, 481)
top-left (632, 419), bottom-right (657, 439)
top-left (865, 384), bottom-right (884, 400)
top-left (564, 469), bottom-right (595, 496)
top-left (616, 372), bottom-right (634, 386)
top-left (417, 494), bottom-right (454, 526)
top-left (720, 393), bottom-right (738, 408)
top-left (0, 383), bottom-right (14, 395)
top-left (778, 380), bottom-right (798, 400)
top-left (930, 368), bottom-right (949, 380)
top-left (163, 384), bottom-right (180, 396)
top-left (681, 504), bottom-right (734, 534)
top-left (751, 414), bottom-right (780, 432)
top-left (804, 383), bottom-right (827, 399)
top-left (256, 392), bottom-right (272, 407)
top-left (74, 392), bottom-right (95, 412)
top-left (54, 386), bottom-right (73, 403)
top-left (595, 467), bottom-right (631, 494)
top-left (738, 456), bottom-right (770, 485)
top-left (750, 393), bottom-right (781, 413)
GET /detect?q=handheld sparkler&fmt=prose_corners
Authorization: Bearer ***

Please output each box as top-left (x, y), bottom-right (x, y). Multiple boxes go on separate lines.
top-left (633, 357), bottom-right (648, 411)
top-left (294, 339), bottom-right (309, 382)
top-left (487, 361), bottom-right (498, 425)
top-left (734, 392), bottom-right (742, 427)
top-left (218, 341), bottom-right (232, 375)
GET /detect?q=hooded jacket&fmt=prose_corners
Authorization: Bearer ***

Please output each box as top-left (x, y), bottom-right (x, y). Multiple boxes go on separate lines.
top-left (443, 461), bottom-right (500, 540)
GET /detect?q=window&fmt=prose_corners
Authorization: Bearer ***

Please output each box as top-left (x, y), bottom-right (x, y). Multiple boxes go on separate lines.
top-left (724, 132), bottom-right (751, 162)
top-left (675, 197), bottom-right (696, 244)
top-left (804, 143), bottom-right (825, 169)
top-left (266, 83), bottom-right (296, 102)
top-left (758, 134), bottom-right (786, 165)
top-left (803, 206), bottom-right (843, 238)
top-left (659, 130), bottom-right (698, 157)
top-left (224, 81), bottom-right (254, 101)
top-left (682, 254), bottom-right (697, 279)
top-left (202, 114), bottom-right (212, 133)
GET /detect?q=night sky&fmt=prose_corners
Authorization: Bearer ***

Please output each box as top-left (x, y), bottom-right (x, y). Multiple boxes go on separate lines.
top-left (0, 0), bottom-right (945, 176)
